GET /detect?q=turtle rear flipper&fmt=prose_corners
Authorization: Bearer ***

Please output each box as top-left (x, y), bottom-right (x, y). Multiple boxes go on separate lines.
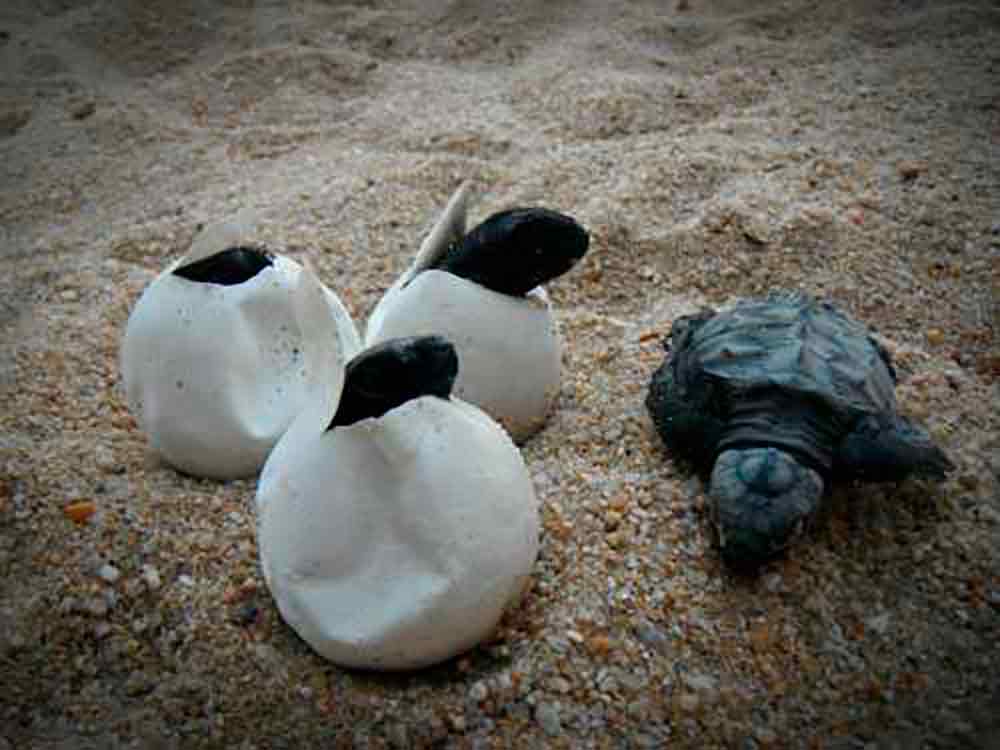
top-left (836, 414), bottom-right (954, 482)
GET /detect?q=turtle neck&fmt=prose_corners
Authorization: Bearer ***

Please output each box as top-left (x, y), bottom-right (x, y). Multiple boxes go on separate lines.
top-left (717, 389), bottom-right (846, 477)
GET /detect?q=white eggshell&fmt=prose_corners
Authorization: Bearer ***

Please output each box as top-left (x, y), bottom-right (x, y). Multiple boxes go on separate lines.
top-left (366, 271), bottom-right (561, 442)
top-left (121, 253), bottom-right (360, 479)
top-left (257, 396), bottom-right (539, 670)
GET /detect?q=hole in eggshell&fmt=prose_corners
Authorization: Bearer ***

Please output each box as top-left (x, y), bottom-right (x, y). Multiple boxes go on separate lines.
top-left (173, 246), bottom-right (274, 286)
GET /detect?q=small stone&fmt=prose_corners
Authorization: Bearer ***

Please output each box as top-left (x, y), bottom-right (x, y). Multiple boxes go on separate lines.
top-left (69, 100), bottom-right (96, 120)
top-left (64, 500), bottom-right (96, 524)
top-left (587, 634), bottom-right (612, 657)
top-left (634, 619), bottom-right (670, 654)
top-left (926, 328), bottom-right (945, 346)
top-left (550, 677), bottom-right (571, 694)
top-left (535, 703), bottom-right (562, 736)
top-left (741, 216), bottom-right (771, 245)
top-left (0, 104), bottom-right (31, 137)
top-left (762, 572), bottom-right (784, 593)
top-left (142, 565), bottom-right (162, 591)
top-left (677, 692), bottom-right (700, 713)
top-left (125, 671), bottom-right (154, 697)
top-left (232, 604), bottom-right (259, 627)
top-left (448, 714), bottom-right (466, 732)
top-left (93, 622), bottom-right (112, 640)
top-left (897, 160), bottom-right (928, 181)
top-left (97, 563), bottom-right (121, 584)
top-left (754, 727), bottom-right (778, 745)
top-left (6, 631), bottom-right (26, 653)
top-left (386, 724), bottom-right (409, 749)
top-left (684, 671), bottom-right (718, 693)
top-left (865, 612), bottom-right (892, 635)
top-left (87, 597), bottom-right (109, 617)
top-left (468, 681), bottom-right (489, 702)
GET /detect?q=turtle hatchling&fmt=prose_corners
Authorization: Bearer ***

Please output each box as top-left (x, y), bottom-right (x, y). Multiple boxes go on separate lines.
top-left (646, 294), bottom-right (954, 568)
top-left (366, 181), bottom-right (589, 442)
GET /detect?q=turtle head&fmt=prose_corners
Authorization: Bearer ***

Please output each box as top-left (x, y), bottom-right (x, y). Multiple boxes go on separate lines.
top-left (432, 208), bottom-right (590, 296)
top-left (709, 446), bottom-right (824, 569)
top-left (328, 335), bottom-right (459, 429)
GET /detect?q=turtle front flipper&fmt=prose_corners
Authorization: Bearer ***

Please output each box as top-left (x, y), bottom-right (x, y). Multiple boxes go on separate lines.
top-left (710, 447), bottom-right (824, 568)
top-left (428, 208), bottom-right (589, 296)
top-left (835, 413), bottom-right (954, 482)
top-left (645, 355), bottom-right (725, 470)
top-left (645, 309), bottom-right (726, 469)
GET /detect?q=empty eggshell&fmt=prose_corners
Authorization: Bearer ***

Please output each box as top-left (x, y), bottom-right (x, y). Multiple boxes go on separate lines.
top-left (257, 390), bottom-right (539, 671)
top-left (120, 216), bottom-right (360, 479)
top-left (366, 183), bottom-right (562, 442)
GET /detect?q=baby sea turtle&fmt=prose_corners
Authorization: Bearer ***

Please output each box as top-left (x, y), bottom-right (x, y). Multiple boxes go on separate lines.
top-left (257, 333), bottom-right (539, 670)
top-left (366, 181), bottom-right (589, 442)
top-left (120, 215), bottom-right (361, 479)
top-left (645, 294), bottom-right (954, 568)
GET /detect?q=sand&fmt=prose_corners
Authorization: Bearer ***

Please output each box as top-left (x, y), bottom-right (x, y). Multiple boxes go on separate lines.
top-left (1, 0), bottom-right (998, 747)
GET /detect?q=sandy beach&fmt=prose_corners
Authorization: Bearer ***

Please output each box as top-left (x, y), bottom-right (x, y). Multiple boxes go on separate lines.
top-left (1, 1), bottom-right (998, 747)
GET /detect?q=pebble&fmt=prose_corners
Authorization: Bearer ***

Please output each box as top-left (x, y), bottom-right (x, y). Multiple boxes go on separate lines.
top-left (142, 564), bottom-right (162, 591)
top-left (69, 100), bottom-right (96, 120)
top-left (677, 692), bottom-right (701, 713)
top-left (97, 563), bottom-right (121, 584)
top-left (386, 723), bottom-right (409, 749)
top-left (468, 681), bottom-right (489, 702)
top-left (754, 727), bottom-right (778, 745)
top-left (125, 671), bottom-right (154, 697)
top-left (535, 702), bottom-right (562, 736)
top-left (549, 677), bottom-right (572, 694)
top-left (897, 160), bottom-right (928, 181)
top-left (64, 500), bottom-right (96, 524)
top-left (684, 671), bottom-right (719, 693)
top-left (87, 597), bottom-right (109, 617)
top-left (634, 619), bottom-right (671, 654)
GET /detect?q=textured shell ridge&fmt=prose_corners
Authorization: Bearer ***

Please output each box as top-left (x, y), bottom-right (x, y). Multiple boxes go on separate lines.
top-left (686, 293), bottom-right (896, 417)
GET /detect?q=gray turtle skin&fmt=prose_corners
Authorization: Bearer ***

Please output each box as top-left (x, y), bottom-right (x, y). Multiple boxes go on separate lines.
top-left (646, 294), bottom-right (954, 568)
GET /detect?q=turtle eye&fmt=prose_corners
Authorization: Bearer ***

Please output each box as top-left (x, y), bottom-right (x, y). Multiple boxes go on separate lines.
top-left (173, 246), bottom-right (274, 286)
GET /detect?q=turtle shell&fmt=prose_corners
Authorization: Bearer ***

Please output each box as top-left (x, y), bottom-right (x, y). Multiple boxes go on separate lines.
top-left (649, 294), bottom-right (900, 473)
top-left (682, 295), bottom-right (897, 415)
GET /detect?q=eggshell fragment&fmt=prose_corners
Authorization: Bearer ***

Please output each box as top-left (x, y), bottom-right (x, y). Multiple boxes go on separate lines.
top-left (367, 271), bottom-right (560, 442)
top-left (120, 229), bottom-right (360, 480)
top-left (257, 396), bottom-right (539, 670)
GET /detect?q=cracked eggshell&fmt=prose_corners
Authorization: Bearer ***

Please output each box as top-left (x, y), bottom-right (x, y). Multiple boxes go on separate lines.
top-left (120, 253), bottom-right (360, 480)
top-left (366, 271), bottom-right (561, 442)
top-left (256, 395), bottom-right (539, 671)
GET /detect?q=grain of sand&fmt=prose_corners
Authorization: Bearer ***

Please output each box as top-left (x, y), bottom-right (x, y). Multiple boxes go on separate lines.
top-left (1, 1), bottom-right (998, 748)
